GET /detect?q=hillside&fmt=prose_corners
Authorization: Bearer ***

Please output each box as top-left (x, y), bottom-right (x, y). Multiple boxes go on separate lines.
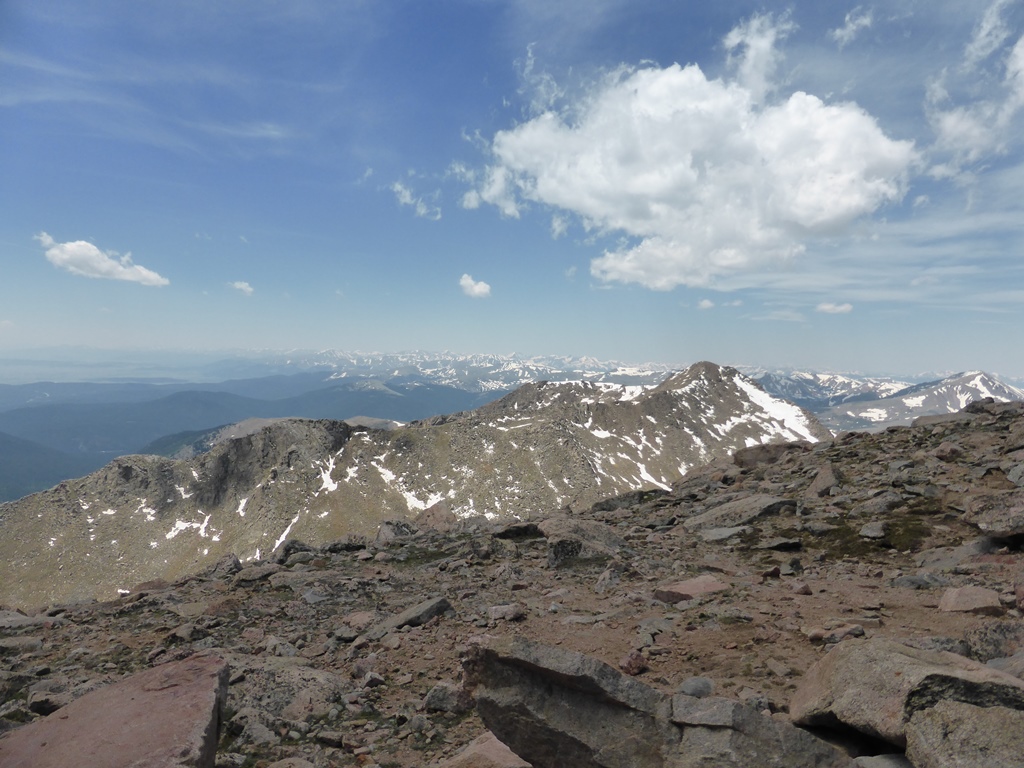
top-left (0, 362), bottom-right (827, 608)
top-left (2, 397), bottom-right (1024, 767)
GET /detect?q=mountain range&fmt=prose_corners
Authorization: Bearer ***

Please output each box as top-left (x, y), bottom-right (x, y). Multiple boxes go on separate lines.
top-left (0, 351), bottom-right (1022, 503)
top-left (0, 361), bottom-right (831, 608)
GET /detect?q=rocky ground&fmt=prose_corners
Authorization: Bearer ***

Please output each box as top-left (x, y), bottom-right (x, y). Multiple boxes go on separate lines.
top-left (2, 398), bottom-right (1024, 766)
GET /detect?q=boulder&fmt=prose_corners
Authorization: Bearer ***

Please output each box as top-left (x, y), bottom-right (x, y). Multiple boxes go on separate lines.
top-left (0, 653), bottom-right (228, 768)
top-left (905, 699), bottom-right (1024, 768)
top-left (680, 495), bottom-right (796, 533)
top-left (790, 638), bottom-right (1024, 747)
top-left (361, 595), bottom-right (452, 641)
top-left (537, 516), bottom-right (630, 567)
top-left (464, 636), bottom-right (852, 768)
top-left (962, 489), bottom-right (1024, 537)
top-left (938, 586), bottom-right (1003, 616)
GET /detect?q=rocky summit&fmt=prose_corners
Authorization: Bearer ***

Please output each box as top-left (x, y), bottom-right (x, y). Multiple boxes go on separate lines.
top-left (1, 397), bottom-right (1024, 766)
top-left (0, 361), bottom-right (828, 608)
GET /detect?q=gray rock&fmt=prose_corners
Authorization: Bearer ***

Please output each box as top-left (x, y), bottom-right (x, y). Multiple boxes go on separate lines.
top-left (906, 699), bottom-right (1024, 768)
top-left (962, 489), bottom-right (1024, 537)
top-left (677, 676), bottom-right (715, 698)
top-left (852, 757), bottom-right (913, 768)
top-left (424, 681), bottom-right (473, 713)
top-left (537, 516), bottom-right (630, 567)
top-left (859, 522), bottom-right (887, 540)
top-left (681, 495), bottom-right (796, 533)
top-left (791, 638), bottom-right (1024, 747)
top-left (464, 636), bottom-right (851, 768)
top-left (362, 595), bottom-right (452, 641)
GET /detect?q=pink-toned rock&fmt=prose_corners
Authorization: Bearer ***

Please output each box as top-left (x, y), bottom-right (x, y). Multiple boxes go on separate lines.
top-left (440, 731), bottom-right (532, 768)
top-left (0, 653), bottom-right (228, 768)
top-left (654, 574), bottom-right (729, 604)
top-left (938, 586), bottom-right (1004, 616)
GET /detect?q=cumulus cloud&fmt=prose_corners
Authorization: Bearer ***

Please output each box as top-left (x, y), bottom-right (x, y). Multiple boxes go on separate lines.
top-left (816, 301), bottom-right (853, 314)
top-left (830, 8), bottom-right (873, 49)
top-left (391, 181), bottom-right (441, 220)
top-left (229, 281), bottom-right (254, 296)
top-left (459, 273), bottom-right (491, 298)
top-left (35, 232), bottom-right (169, 286)
top-left (467, 14), bottom-right (917, 291)
top-left (698, 299), bottom-right (715, 310)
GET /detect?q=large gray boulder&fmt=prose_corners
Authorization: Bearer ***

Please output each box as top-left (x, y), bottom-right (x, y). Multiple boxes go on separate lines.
top-left (790, 638), bottom-right (1024, 747)
top-left (464, 636), bottom-right (851, 768)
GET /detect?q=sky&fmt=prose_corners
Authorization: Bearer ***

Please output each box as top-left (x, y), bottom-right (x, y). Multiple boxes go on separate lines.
top-left (2, 0), bottom-right (1024, 379)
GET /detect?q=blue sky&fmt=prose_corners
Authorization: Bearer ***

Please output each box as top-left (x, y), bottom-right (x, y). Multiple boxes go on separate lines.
top-left (2, 0), bottom-right (1024, 378)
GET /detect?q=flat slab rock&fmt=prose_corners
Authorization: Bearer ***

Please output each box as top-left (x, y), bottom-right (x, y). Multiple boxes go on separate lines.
top-left (655, 574), bottom-right (730, 604)
top-left (0, 653), bottom-right (228, 768)
top-left (680, 495), bottom-right (795, 533)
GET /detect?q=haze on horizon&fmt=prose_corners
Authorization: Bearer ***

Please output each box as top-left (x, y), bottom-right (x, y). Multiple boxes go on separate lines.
top-left (2, 1), bottom-right (1024, 378)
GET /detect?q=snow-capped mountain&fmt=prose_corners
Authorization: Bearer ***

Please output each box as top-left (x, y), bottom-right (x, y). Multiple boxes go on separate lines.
top-left (816, 371), bottom-right (1024, 432)
top-left (0, 362), bottom-right (829, 606)
top-left (287, 350), bottom-right (673, 392)
top-left (755, 371), bottom-right (912, 410)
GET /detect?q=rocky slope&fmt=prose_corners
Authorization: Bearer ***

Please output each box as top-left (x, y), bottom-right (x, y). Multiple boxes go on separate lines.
top-left (2, 398), bottom-right (1024, 767)
top-left (0, 362), bottom-right (827, 608)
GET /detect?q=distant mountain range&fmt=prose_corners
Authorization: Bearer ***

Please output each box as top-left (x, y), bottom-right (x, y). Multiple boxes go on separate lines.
top-left (0, 361), bottom-right (830, 606)
top-left (813, 372), bottom-right (1024, 432)
top-left (0, 350), bottom-right (1022, 502)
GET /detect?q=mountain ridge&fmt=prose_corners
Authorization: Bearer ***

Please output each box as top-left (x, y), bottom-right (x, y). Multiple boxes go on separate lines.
top-left (0, 361), bottom-right (827, 608)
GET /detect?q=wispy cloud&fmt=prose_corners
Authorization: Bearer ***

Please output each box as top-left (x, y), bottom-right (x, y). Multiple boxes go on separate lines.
top-left (392, 181), bottom-right (442, 221)
top-left (830, 8), bottom-right (873, 49)
top-left (35, 232), bottom-right (169, 286)
top-left (229, 281), bottom-right (254, 296)
top-left (698, 299), bottom-right (715, 310)
top-left (468, 13), bottom-right (917, 291)
top-left (459, 273), bottom-right (491, 298)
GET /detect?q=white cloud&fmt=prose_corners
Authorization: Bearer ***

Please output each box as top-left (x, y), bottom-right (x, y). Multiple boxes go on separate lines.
top-left (927, 8), bottom-right (1024, 177)
top-left (459, 273), bottom-right (491, 298)
top-left (468, 14), bottom-right (917, 291)
top-left (964, 0), bottom-right (1015, 68)
top-left (698, 299), bottom-right (715, 310)
top-left (35, 232), bottom-right (169, 286)
top-left (229, 281), bottom-right (254, 296)
top-left (816, 302), bottom-right (853, 314)
top-left (830, 8), bottom-right (873, 49)
top-left (391, 181), bottom-right (441, 221)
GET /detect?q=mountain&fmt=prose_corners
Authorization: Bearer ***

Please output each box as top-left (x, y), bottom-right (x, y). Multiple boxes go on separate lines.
top-left (0, 362), bottom-right (828, 607)
top-left (0, 431), bottom-right (103, 502)
top-left (756, 371), bottom-right (912, 410)
top-left (816, 371), bottom-right (1024, 432)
